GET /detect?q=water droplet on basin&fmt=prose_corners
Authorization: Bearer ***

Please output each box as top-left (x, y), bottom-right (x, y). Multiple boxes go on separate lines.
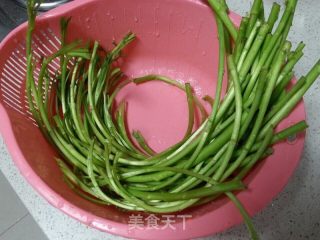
top-left (134, 17), bottom-right (139, 23)
top-left (24, 171), bottom-right (31, 178)
top-left (155, 32), bottom-right (160, 38)
top-left (88, 220), bottom-right (94, 227)
top-left (202, 51), bottom-right (207, 56)
top-left (106, 225), bottom-right (114, 230)
top-left (111, 16), bottom-right (115, 21)
top-left (287, 134), bottom-right (297, 145)
top-left (86, 216), bottom-right (93, 225)
top-left (56, 201), bottom-right (64, 209)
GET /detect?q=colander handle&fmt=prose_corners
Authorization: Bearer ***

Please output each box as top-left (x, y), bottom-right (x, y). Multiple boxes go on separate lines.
top-left (14, 0), bottom-right (71, 11)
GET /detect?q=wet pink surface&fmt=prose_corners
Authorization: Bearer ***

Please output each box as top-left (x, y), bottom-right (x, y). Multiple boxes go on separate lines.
top-left (0, 0), bottom-right (306, 239)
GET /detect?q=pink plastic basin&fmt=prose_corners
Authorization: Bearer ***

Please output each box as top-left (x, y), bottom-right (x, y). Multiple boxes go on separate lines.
top-left (0, 0), bottom-right (305, 239)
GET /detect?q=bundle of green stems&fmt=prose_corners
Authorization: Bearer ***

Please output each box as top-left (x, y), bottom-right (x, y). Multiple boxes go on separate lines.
top-left (25, 0), bottom-right (320, 239)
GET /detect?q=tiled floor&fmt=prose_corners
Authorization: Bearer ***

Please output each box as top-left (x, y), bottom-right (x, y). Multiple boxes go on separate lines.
top-left (0, 171), bottom-right (48, 240)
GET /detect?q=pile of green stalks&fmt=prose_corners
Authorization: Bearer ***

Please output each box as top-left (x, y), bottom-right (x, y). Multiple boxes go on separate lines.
top-left (25, 0), bottom-right (320, 239)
